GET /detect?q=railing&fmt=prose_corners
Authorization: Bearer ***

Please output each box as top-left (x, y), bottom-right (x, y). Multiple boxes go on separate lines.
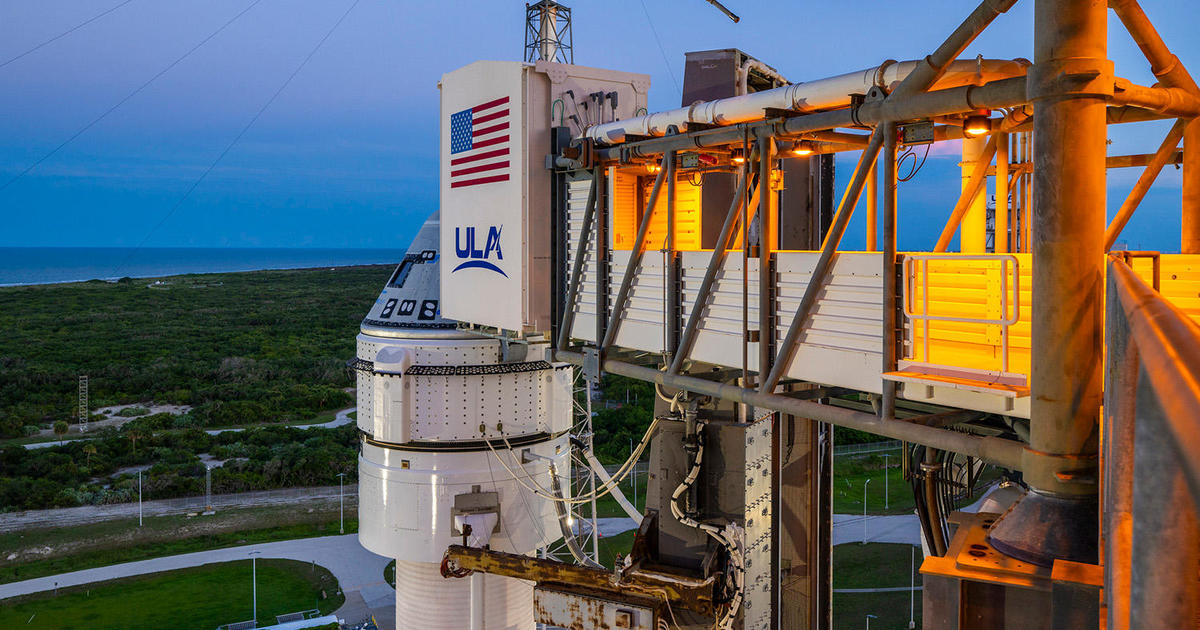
top-left (833, 440), bottom-right (902, 456)
top-left (1102, 255), bottom-right (1200, 630)
top-left (902, 253), bottom-right (1022, 375)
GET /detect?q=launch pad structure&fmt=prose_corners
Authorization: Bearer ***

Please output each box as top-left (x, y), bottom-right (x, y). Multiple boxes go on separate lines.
top-left (355, 1), bottom-right (1200, 629)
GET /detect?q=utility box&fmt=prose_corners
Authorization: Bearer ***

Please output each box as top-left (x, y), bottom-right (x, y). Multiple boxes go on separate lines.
top-left (439, 60), bottom-right (649, 332)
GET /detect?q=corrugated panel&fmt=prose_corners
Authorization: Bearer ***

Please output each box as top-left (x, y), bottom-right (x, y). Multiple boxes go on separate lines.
top-left (904, 254), bottom-right (1030, 377)
top-left (609, 250), bottom-right (669, 352)
top-left (566, 177), bottom-right (599, 342)
top-left (611, 168), bottom-right (702, 252)
top-left (679, 251), bottom-right (760, 371)
top-left (610, 168), bottom-right (638, 251)
top-left (1131, 254), bottom-right (1200, 324)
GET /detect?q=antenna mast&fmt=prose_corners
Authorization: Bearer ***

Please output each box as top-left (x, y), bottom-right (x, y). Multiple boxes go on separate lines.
top-left (525, 1), bottom-right (572, 64)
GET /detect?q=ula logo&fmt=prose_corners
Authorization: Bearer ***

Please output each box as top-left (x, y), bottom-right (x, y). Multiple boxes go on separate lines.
top-left (453, 226), bottom-right (506, 277)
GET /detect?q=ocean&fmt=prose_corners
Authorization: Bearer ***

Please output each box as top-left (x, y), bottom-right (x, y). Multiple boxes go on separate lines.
top-left (0, 247), bottom-right (406, 287)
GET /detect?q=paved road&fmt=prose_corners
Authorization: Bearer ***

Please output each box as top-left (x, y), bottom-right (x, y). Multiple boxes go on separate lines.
top-left (0, 534), bottom-right (393, 624)
top-left (21, 407), bottom-right (355, 449)
top-left (0, 486), bottom-right (358, 532)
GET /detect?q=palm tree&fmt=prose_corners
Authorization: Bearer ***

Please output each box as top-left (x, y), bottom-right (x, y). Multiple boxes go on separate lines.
top-left (53, 421), bottom-right (69, 445)
top-left (82, 443), bottom-right (97, 467)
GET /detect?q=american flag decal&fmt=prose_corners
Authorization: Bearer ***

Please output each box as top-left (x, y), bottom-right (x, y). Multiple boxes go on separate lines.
top-left (449, 96), bottom-right (510, 189)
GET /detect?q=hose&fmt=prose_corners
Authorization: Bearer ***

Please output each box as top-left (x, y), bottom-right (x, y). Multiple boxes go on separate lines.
top-left (549, 461), bottom-right (603, 568)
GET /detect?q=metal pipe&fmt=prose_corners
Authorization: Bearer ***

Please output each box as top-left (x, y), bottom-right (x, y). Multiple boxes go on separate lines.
top-left (596, 76), bottom-right (1027, 163)
top-left (1103, 119), bottom-right (1186, 251)
top-left (881, 123), bottom-right (899, 420)
top-left (1109, 0), bottom-right (1200, 94)
top-left (889, 0), bottom-right (1020, 98)
top-left (996, 132), bottom-right (1009, 253)
top-left (1185, 119), bottom-right (1200, 253)
top-left (556, 172), bottom-right (598, 350)
top-left (669, 173), bottom-right (750, 374)
top-left (761, 128), bottom-right (886, 394)
top-left (1111, 81), bottom-right (1200, 118)
top-left (601, 152), bottom-right (673, 350)
top-left (934, 134), bottom-right (998, 252)
top-left (758, 134), bottom-right (776, 381)
top-left (1028, 0), bottom-right (1107, 494)
top-left (585, 58), bottom-right (1026, 144)
top-left (865, 161), bottom-right (878, 251)
top-left (555, 350), bottom-right (1025, 470)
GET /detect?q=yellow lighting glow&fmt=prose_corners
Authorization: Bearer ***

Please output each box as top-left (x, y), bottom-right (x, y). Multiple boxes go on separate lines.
top-left (790, 140), bottom-right (815, 156)
top-left (964, 113), bottom-right (991, 137)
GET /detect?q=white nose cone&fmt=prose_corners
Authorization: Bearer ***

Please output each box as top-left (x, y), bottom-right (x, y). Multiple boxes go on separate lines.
top-left (354, 211), bottom-right (572, 630)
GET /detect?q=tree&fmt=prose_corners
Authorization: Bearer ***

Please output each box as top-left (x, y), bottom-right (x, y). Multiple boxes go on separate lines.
top-left (82, 443), bottom-right (97, 467)
top-left (52, 421), bottom-right (69, 445)
top-left (127, 428), bottom-right (143, 454)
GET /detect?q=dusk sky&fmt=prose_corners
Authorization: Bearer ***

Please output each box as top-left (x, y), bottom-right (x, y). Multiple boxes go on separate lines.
top-left (0, 0), bottom-right (1196, 250)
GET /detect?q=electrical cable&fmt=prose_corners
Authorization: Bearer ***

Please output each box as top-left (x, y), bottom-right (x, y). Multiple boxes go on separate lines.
top-left (0, 0), bottom-right (137, 71)
top-left (111, 0), bottom-right (363, 277)
top-left (897, 142), bottom-right (931, 183)
top-left (0, 0), bottom-right (266, 194)
top-left (636, 0), bottom-right (681, 98)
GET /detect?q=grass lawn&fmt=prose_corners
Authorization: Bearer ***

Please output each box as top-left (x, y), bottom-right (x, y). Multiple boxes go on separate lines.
top-left (597, 529), bottom-right (637, 569)
top-left (0, 559), bottom-right (343, 630)
top-left (592, 472), bottom-right (647, 519)
top-left (833, 451), bottom-right (914, 515)
top-left (833, 543), bottom-right (921, 630)
top-left (1, 506), bottom-right (358, 585)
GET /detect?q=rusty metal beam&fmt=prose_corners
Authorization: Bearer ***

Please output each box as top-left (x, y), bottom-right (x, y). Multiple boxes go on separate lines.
top-left (442, 545), bottom-right (717, 616)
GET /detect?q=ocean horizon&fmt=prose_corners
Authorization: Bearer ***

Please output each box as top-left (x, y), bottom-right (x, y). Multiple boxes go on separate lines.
top-left (0, 247), bottom-right (405, 287)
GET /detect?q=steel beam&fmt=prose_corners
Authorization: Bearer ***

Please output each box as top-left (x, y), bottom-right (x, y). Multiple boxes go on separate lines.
top-left (761, 128), bottom-right (886, 394)
top-left (1103, 119), bottom-right (1186, 251)
top-left (881, 123), bottom-right (899, 420)
top-left (556, 171), bottom-right (598, 350)
top-left (989, 0), bottom-right (1108, 568)
top-left (934, 134), bottom-right (998, 252)
top-left (669, 173), bottom-right (750, 374)
top-left (555, 350), bottom-right (1025, 470)
top-left (758, 134), bottom-right (776, 382)
top-left (601, 152), bottom-right (673, 350)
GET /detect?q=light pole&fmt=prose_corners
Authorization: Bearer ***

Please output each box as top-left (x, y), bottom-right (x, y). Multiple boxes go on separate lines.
top-left (337, 472), bottom-right (346, 534)
top-left (205, 465), bottom-right (212, 512)
top-left (883, 453), bottom-right (890, 510)
top-left (629, 438), bottom-right (637, 509)
top-left (862, 478), bottom-right (872, 544)
top-left (249, 551), bottom-right (261, 623)
top-left (909, 545), bottom-right (917, 629)
top-left (866, 613), bottom-right (877, 630)
top-left (137, 469), bottom-right (143, 527)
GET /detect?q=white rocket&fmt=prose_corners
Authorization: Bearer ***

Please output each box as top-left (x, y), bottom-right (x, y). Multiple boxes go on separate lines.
top-left (355, 212), bottom-right (572, 630)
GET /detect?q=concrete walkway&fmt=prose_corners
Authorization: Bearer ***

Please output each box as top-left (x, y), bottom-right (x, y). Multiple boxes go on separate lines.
top-left (0, 534), bottom-right (392, 623)
top-left (833, 513), bottom-right (922, 546)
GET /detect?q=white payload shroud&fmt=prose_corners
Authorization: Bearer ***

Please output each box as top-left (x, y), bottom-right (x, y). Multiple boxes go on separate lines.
top-left (356, 213), bottom-right (573, 630)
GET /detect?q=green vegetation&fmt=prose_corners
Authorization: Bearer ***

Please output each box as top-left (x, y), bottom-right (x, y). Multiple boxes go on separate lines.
top-left (833, 543), bottom-right (921, 630)
top-left (1, 506), bottom-right (358, 584)
top-left (0, 423), bottom-right (357, 511)
top-left (591, 375), bottom-right (656, 465)
top-left (0, 559), bottom-right (343, 629)
top-left (115, 406), bottom-right (151, 417)
top-left (384, 559), bottom-right (395, 588)
top-left (0, 265), bottom-right (391, 439)
top-left (593, 470), bottom-right (647, 518)
top-left (832, 450), bottom-right (914, 515)
top-left (597, 529), bottom-right (637, 569)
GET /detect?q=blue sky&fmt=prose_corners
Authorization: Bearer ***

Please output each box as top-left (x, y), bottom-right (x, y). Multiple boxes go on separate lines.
top-left (0, 0), bottom-right (1195, 250)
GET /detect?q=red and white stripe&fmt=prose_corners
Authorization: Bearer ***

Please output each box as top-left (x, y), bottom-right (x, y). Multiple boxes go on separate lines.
top-left (450, 96), bottom-right (510, 189)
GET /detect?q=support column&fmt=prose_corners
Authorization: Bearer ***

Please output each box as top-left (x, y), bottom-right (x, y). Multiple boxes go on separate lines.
top-left (988, 0), bottom-right (1108, 567)
top-left (961, 135), bottom-right (989, 252)
top-left (995, 132), bottom-right (1009, 253)
top-left (1184, 118), bottom-right (1200, 253)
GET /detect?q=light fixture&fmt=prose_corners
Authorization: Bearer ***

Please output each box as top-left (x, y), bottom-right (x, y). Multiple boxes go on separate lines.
top-left (790, 140), bottom-right (815, 156)
top-left (646, 162), bottom-right (661, 174)
top-left (730, 149), bottom-right (746, 164)
top-left (963, 112), bottom-right (991, 137)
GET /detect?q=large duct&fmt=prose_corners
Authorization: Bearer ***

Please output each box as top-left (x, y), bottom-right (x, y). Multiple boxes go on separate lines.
top-left (585, 58), bottom-right (1028, 144)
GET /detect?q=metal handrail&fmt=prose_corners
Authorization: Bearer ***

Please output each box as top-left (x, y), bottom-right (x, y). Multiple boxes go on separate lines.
top-left (902, 253), bottom-right (1021, 373)
top-left (1108, 256), bottom-right (1200, 500)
